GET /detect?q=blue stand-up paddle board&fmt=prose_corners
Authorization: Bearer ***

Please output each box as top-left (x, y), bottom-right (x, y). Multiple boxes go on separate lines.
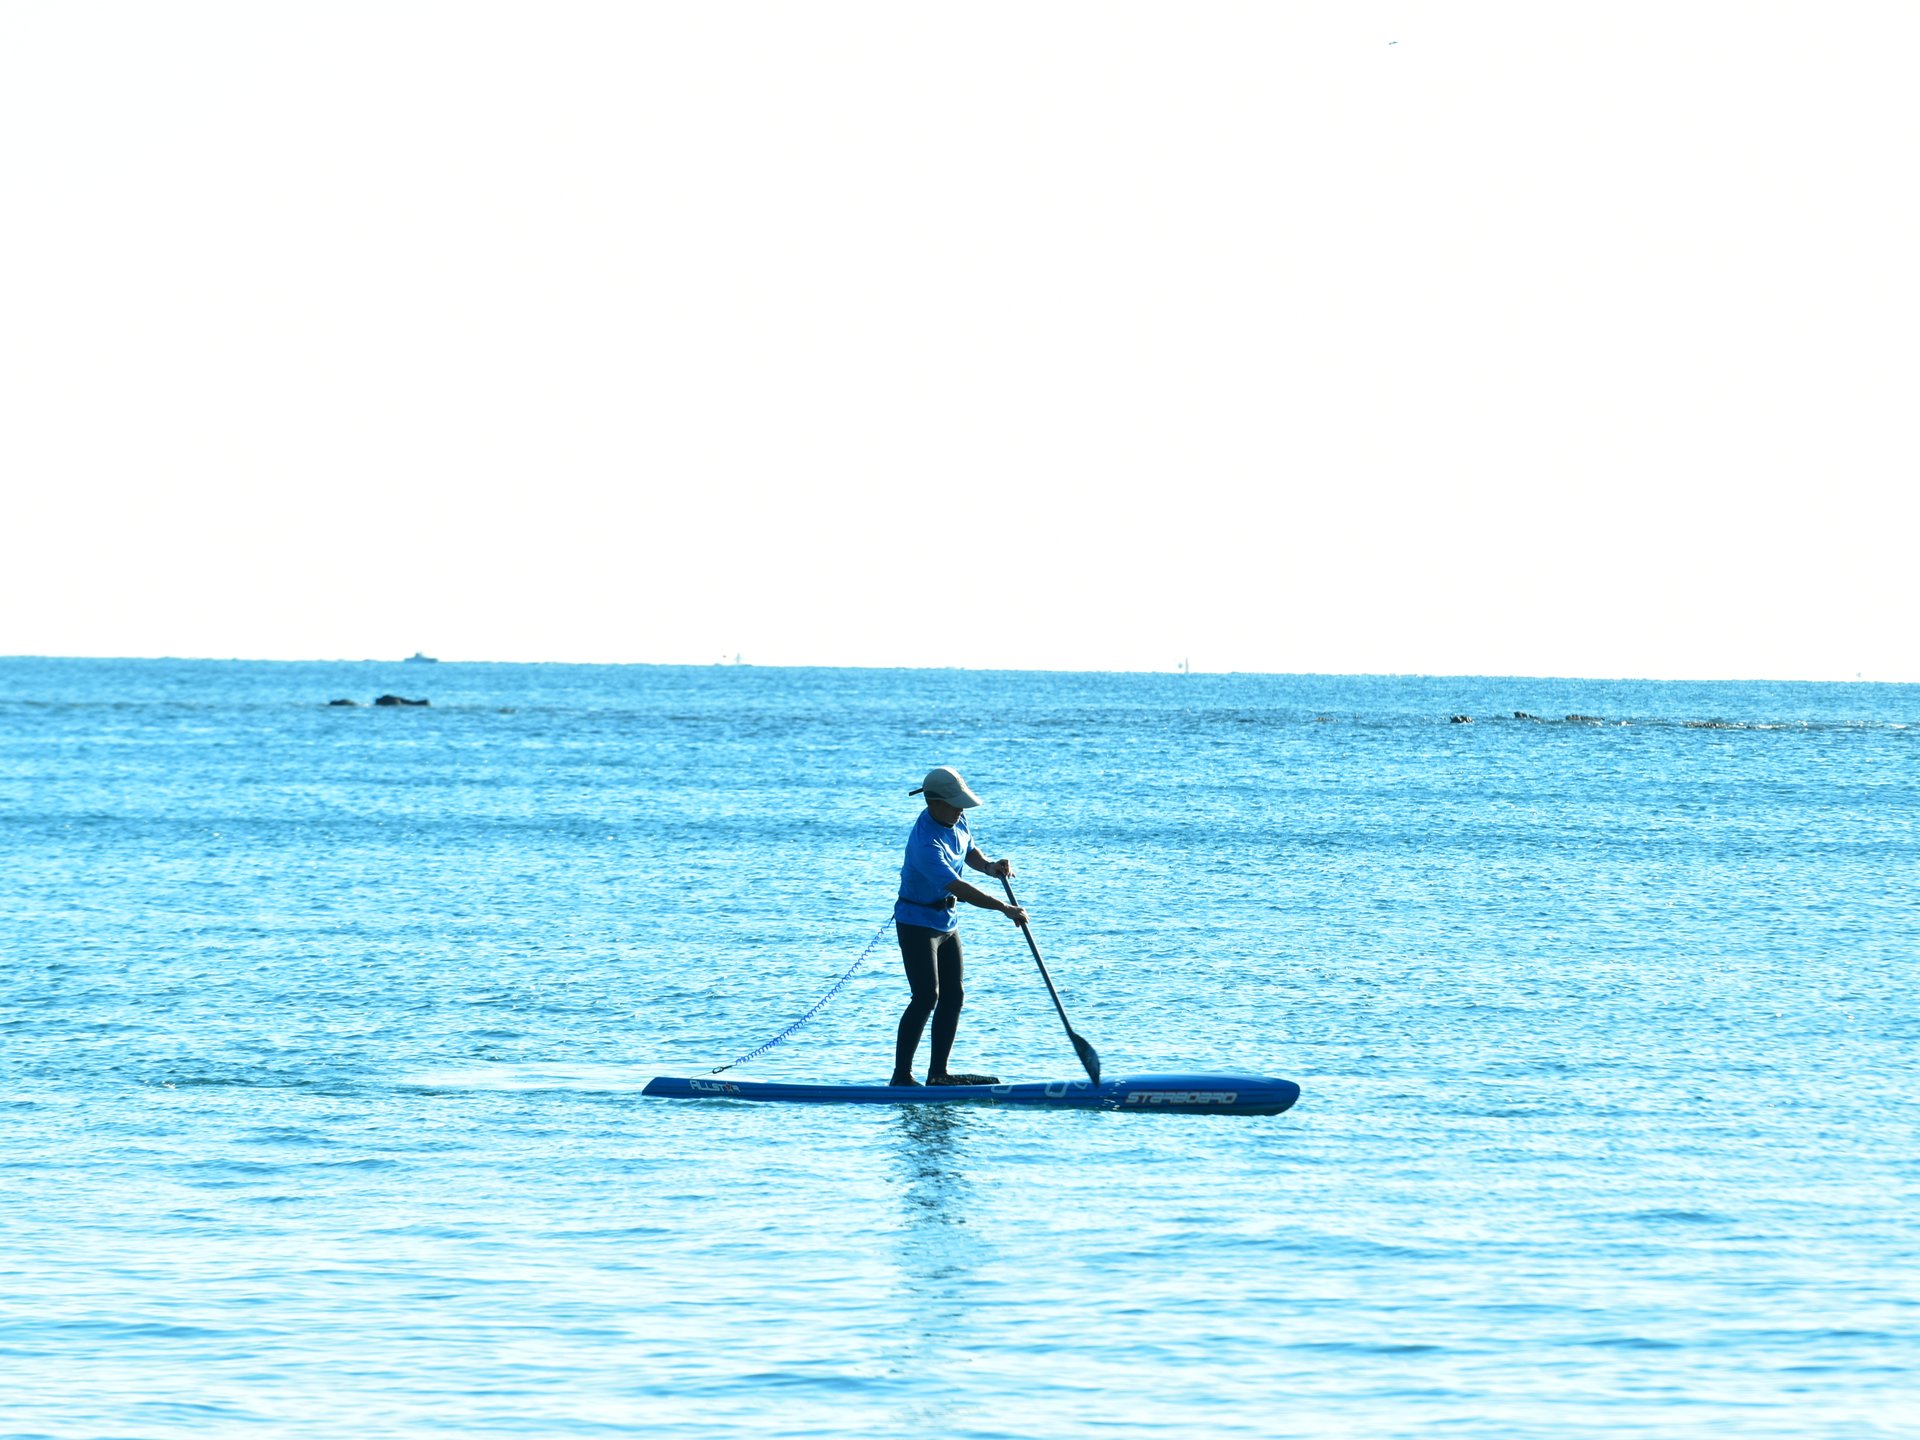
top-left (643, 1071), bottom-right (1299, 1116)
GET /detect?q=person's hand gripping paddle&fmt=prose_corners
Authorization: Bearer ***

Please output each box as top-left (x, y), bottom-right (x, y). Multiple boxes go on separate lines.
top-left (1000, 876), bottom-right (1101, 1085)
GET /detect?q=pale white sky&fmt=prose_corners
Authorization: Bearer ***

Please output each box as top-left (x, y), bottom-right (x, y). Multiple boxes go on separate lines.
top-left (2, 3), bottom-right (1914, 679)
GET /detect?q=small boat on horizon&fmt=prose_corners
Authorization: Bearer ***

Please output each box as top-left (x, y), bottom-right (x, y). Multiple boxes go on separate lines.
top-left (404, 651), bottom-right (438, 663)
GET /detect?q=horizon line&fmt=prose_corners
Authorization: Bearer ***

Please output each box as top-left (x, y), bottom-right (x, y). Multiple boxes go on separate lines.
top-left (1, 652), bottom-right (1908, 687)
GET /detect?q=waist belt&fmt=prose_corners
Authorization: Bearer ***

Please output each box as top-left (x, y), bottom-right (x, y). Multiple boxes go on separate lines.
top-left (899, 893), bottom-right (956, 910)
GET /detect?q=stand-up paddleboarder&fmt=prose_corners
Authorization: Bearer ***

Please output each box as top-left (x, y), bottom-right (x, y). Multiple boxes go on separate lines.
top-left (891, 767), bottom-right (1028, 1087)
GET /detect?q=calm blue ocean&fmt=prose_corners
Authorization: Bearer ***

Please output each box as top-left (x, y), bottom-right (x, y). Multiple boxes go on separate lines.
top-left (2, 657), bottom-right (1915, 1438)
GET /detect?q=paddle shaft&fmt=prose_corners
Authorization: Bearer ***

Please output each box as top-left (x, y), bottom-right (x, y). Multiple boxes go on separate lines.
top-left (1001, 876), bottom-right (1099, 1082)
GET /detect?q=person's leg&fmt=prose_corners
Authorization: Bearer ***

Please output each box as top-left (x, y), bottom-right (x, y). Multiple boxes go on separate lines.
top-left (925, 931), bottom-right (966, 1080)
top-left (892, 925), bottom-right (940, 1084)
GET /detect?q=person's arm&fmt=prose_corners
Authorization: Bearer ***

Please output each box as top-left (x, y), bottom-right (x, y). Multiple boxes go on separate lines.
top-left (965, 847), bottom-right (1014, 880)
top-left (946, 876), bottom-right (1026, 926)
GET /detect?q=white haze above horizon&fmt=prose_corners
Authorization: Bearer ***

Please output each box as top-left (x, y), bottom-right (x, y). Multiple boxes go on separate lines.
top-left (3, 2), bottom-right (1915, 681)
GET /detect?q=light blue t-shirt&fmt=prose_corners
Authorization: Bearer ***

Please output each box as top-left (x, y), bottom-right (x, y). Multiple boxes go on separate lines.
top-left (894, 810), bottom-right (973, 932)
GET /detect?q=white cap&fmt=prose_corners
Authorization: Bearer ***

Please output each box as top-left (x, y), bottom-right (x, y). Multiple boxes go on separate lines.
top-left (909, 766), bottom-right (982, 809)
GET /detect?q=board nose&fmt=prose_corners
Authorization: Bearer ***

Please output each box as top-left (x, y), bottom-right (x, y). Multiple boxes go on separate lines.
top-left (1265, 1077), bottom-right (1302, 1110)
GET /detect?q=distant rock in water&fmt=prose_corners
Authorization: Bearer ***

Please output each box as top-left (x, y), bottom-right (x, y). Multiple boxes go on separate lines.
top-left (374, 694), bottom-right (430, 707)
top-left (1514, 711), bottom-right (1541, 721)
top-left (1450, 714), bottom-right (1472, 724)
top-left (1565, 714), bottom-right (1603, 724)
top-left (327, 698), bottom-right (359, 707)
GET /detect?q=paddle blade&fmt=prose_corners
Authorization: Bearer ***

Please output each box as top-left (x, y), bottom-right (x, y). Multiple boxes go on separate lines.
top-left (1071, 1031), bottom-right (1101, 1085)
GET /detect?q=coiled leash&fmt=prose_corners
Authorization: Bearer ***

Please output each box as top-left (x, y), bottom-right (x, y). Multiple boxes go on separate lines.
top-left (710, 918), bottom-right (893, 1075)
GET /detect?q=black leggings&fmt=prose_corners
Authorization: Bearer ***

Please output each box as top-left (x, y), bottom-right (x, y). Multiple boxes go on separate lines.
top-left (893, 923), bottom-right (964, 1079)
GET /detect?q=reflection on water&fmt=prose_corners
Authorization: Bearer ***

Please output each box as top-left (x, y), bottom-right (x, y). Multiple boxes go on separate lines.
top-left (883, 1106), bottom-right (989, 1433)
top-left (892, 1105), bottom-right (974, 1242)
top-left (889, 1105), bottom-right (984, 1315)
